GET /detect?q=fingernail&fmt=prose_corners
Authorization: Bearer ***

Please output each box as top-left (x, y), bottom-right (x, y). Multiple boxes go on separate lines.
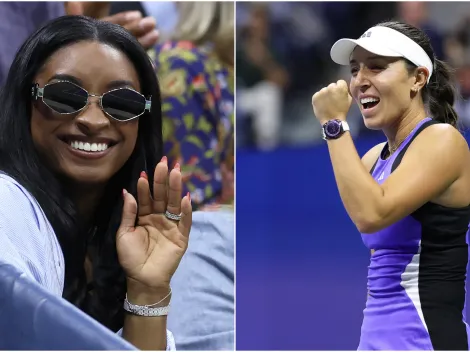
top-left (174, 163), bottom-right (181, 171)
top-left (140, 171), bottom-right (148, 180)
top-left (187, 192), bottom-right (191, 202)
top-left (123, 189), bottom-right (128, 197)
top-left (161, 156), bottom-right (167, 164)
top-left (126, 11), bottom-right (142, 21)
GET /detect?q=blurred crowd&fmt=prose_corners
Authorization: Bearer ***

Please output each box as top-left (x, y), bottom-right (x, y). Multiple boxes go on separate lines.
top-left (236, 1), bottom-right (470, 150)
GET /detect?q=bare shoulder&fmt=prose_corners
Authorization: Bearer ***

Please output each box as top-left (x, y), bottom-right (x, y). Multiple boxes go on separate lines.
top-left (409, 123), bottom-right (469, 160)
top-left (361, 142), bottom-right (386, 171)
top-left (400, 123), bottom-right (469, 188)
top-left (401, 123), bottom-right (470, 205)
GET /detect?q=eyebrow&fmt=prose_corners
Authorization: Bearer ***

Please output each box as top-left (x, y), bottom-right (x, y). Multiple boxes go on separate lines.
top-left (106, 80), bottom-right (136, 91)
top-left (349, 56), bottom-right (384, 65)
top-left (47, 74), bottom-right (136, 91)
top-left (48, 73), bottom-right (81, 85)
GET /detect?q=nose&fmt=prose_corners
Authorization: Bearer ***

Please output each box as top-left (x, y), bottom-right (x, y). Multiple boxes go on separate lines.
top-left (75, 96), bottom-right (110, 134)
top-left (353, 66), bottom-right (371, 93)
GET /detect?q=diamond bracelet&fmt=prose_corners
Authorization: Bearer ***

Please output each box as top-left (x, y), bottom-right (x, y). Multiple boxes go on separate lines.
top-left (123, 288), bottom-right (172, 317)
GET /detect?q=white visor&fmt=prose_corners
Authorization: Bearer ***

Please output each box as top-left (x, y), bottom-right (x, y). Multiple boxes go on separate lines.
top-left (330, 26), bottom-right (433, 83)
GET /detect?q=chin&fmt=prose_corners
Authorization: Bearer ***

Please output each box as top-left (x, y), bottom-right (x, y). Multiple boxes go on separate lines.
top-left (62, 167), bottom-right (115, 187)
top-left (362, 115), bottom-right (385, 131)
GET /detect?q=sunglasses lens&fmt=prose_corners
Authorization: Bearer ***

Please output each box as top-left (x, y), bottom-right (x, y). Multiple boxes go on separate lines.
top-left (102, 89), bottom-right (147, 121)
top-left (42, 82), bottom-right (88, 113)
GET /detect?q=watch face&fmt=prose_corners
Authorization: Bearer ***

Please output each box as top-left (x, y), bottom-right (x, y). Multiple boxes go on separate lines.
top-left (325, 120), bottom-right (341, 137)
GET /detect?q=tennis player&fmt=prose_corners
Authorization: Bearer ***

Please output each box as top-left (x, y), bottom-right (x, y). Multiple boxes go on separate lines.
top-left (312, 21), bottom-right (470, 350)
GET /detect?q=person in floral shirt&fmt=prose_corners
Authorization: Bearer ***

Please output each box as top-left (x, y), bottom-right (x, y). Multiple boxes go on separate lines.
top-left (152, 2), bottom-right (234, 210)
top-left (149, 6), bottom-right (235, 350)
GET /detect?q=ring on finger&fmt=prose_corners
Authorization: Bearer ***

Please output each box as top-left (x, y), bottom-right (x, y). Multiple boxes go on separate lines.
top-left (165, 210), bottom-right (182, 222)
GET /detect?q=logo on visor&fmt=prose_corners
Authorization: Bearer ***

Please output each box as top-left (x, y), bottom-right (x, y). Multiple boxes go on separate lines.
top-left (360, 31), bottom-right (372, 39)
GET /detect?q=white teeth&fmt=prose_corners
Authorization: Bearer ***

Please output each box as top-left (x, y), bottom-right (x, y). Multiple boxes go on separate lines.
top-left (70, 141), bottom-right (109, 152)
top-left (361, 97), bottom-right (379, 104)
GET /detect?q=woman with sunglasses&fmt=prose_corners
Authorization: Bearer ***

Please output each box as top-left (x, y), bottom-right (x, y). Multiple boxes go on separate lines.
top-left (312, 21), bottom-right (470, 350)
top-left (0, 15), bottom-right (191, 350)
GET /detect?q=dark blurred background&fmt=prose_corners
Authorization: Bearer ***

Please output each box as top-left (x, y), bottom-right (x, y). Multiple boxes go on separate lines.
top-left (236, 1), bottom-right (470, 350)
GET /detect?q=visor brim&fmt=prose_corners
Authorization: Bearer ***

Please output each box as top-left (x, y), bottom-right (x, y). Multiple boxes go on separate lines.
top-left (330, 38), bottom-right (403, 65)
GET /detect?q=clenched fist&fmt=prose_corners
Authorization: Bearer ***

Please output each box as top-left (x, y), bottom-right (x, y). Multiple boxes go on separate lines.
top-left (312, 80), bottom-right (352, 124)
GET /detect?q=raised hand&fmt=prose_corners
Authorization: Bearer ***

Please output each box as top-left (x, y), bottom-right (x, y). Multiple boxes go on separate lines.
top-left (312, 80), bottom-right (353, 124)
top-left (65, 2), bottom-right (159, 49)
top-left (116, 157), bottom-right (192, 294)
top-left (100, 12), bottom-right (159, 50)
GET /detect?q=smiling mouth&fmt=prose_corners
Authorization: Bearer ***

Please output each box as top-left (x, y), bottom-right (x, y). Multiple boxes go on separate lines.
top-left (69, 141), bottom-right (110, 152)
top-left (360, 97), bottom-right (380, 110)
top-left (58, 137), bottom-right (118, 153)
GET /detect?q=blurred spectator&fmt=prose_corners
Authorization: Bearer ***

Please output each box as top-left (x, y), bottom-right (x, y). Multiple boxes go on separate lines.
top-left (153, 2), bottom-right (234, 209)
top-left (454, 64), bottom-right (470, 128)
top-left (445, 16), bottom-right (470, 67)
top-left (236, 3), bottom-right (289, 150)
top-left (397, 2), bottom-right (445, 59)
top-left (149, 7), bottom-right (235, 349)
top-left (109, 1), bottom-right (179, 40)
top-left (443, 15), bottom-right (470, 130)
top-left (238, 2), bottom-right (470, 151)
top-left (66, 2), bottom-right (159, 49)
top-left (0, 2), bottom-right (64, 86)
top-left (0, 2), bottom-right (159, 87)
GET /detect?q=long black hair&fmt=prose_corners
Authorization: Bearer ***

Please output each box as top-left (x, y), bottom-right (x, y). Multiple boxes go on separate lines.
top-left (377, 21), bottom-right (459, 127)
top-left (0, 15), bottom-right (162, 331)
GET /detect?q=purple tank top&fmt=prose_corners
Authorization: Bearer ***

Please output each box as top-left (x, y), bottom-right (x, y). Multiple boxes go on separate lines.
top-left (358, 118), bottom-right (470, 350)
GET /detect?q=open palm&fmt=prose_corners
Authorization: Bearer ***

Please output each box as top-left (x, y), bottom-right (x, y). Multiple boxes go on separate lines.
top-left (116, 157), bottom-right (192, 289)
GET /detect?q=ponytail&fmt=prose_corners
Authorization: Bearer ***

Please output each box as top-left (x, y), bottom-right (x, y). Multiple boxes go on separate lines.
top-left (425, 59), bottom-right (459, 127)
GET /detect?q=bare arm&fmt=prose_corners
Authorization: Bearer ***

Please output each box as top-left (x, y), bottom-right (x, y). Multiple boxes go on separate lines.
top-left (326, 124), bottom-right (467, 233)
top-left (116, 159), bottom-right (192, 350)
top-left (122, 283), bottom-right (170, 350)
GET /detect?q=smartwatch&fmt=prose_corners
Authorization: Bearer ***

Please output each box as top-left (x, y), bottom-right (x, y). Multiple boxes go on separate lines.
top-left (321, 119), bottom-right (350, 140)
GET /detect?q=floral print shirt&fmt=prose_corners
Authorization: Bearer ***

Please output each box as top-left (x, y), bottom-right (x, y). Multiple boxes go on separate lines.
top-left (152, 41), bottom-right (234, 208)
